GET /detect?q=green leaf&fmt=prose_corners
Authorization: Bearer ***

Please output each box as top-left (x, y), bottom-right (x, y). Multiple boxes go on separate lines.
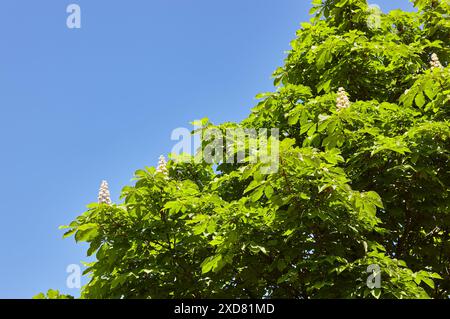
top-left (371, 288), bottom-right (381, 299)
top-left (250, 186), bottom-right (265, 202)
top-left (207, 219), bottom-right (217, 233)
top-left (316, 47), bottom-right (332, 69)
top-left (244, 180), bottom-right (263, 194)
top-left (415, 92), bottom-right (426, 107)
top-left (365, 191), bottom-right (384, 209)
top-left (63, 229), bottom-right (76, 239)
top-left (193, 222), bottom-right (208, 235)
top-left (201, 254), bottom-right (223, 274)
top-left (249, 244), bottom-right (268, 255)
top-left (75, 224), bottom-right (99, 243)
top-left (300, 122), bottom-right (315, 135)
top-left (421, 277), bottom-right (435, 289)
top-left (264, 185), bottom-right (274, 199)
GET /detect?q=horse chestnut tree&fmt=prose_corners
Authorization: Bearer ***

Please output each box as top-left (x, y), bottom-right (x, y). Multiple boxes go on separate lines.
top-left (39, 0), bottom-right (449, 299)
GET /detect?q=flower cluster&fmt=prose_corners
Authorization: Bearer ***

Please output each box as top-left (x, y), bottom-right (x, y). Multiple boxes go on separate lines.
top-left (336, 87), bottom-right (350, 111)
top-left (98, 180), bottom-right (112, 205)
top-left (430, 53), bottom-right (443, 69)
top-left (156, 155), bottom-right (168, 177)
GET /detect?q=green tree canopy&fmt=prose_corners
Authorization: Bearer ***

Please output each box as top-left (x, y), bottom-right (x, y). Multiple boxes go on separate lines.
top-left (53, 0), bottom-right (449, 299)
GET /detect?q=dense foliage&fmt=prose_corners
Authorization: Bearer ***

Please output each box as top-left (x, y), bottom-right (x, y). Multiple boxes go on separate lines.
top-left (48, 0), bottom-right (449, 299)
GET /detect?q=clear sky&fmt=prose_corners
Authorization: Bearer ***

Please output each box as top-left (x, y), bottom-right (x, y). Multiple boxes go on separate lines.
top-left (0, 0), bottom-right (414, 298)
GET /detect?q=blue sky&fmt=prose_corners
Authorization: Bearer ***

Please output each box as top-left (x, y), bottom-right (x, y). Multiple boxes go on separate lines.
top-left (0, 0), bottom-right (413, 298)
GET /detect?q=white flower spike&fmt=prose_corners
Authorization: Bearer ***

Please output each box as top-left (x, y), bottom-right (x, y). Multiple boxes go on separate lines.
top-left (98, 180), bottom-right (112, 205)
top-left (156, 155), bottom-right (168, 177)
top-left (336, 87), bottom-right (351, 111)
top-left (430, 53), bottom-right (443, 69)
